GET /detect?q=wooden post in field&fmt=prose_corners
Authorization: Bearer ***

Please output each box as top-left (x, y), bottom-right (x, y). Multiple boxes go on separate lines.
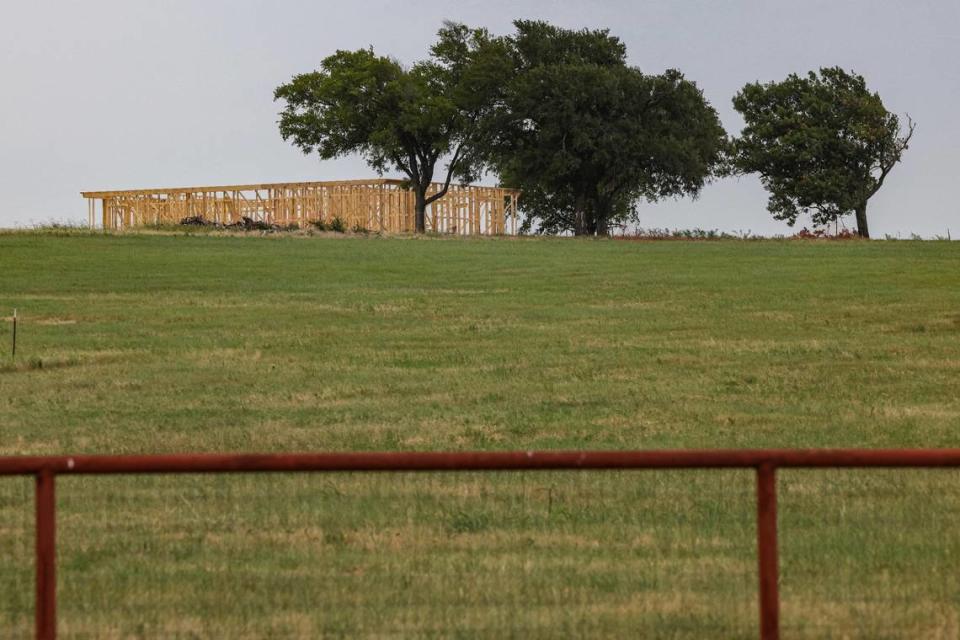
top-left (11, 308), bottom-right (17, 361)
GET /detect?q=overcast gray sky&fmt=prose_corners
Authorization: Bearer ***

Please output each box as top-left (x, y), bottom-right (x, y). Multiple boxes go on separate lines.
top-left (1, 0), bottom-right (957, 236)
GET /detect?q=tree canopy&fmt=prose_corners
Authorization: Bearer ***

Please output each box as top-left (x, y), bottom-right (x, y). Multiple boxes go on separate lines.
top-left (732, 67), bottom-right (914, 238)
top-left (487, 21), bottom-right (728, 235)
top-left (274, 23), bottom-right (511, 233)
top-left (274, 27), bottom-right (919, 239)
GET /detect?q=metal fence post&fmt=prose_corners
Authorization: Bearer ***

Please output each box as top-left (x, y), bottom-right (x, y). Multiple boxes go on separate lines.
top-left (756, 463), bottom-right (780, 640)
top-left (35, 469), bottom-right (56, 640)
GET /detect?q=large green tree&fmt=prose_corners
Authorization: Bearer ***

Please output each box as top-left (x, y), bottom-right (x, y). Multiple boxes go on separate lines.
top-left (732, 67), bottom-right (914, 238)
top-left (487, 21), bottom-right (728, 236)
top-left (274, 24), bottom-right (510, 233)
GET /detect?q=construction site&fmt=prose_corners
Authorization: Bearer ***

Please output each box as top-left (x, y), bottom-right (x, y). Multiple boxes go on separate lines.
top-left (81, 179), bottom-right (521, 235)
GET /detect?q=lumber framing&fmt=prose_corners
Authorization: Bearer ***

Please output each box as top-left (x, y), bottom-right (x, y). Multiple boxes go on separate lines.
top-left (81, 179), bottom-right (520, 235)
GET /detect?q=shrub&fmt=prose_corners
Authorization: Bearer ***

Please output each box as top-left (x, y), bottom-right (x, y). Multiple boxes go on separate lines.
top-left (329, 216), bottom-right (346, 233)
top-left (616, 228), bottom-right (758, 241)
top-left (793, 227), bottom-right (859, 240)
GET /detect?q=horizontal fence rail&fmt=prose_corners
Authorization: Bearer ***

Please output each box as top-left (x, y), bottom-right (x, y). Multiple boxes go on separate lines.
top-left (4, 448), bottom-right (960, 640)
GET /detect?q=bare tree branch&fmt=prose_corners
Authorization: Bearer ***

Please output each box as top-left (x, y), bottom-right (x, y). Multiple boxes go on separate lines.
top-left (868, 114), bottom-right (915, 199)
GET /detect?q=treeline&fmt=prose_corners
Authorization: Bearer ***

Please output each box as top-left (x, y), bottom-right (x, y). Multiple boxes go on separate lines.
top-left (275, 21), bottom-right (914, 239)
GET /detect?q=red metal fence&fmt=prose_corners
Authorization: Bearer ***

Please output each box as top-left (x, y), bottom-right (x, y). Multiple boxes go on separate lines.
top-left (4, 448), bottom-right (960, 640)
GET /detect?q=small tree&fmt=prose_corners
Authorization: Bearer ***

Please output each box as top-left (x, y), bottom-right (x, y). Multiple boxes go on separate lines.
top-left (274, 24), bottom-right (510, 233)
top-left (486, 21), bottom-right (728, 236)
top-left (732, 67), bottom-right (914, 238)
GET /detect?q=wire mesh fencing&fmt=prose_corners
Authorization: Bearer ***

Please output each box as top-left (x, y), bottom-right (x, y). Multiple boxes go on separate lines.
top-left (19, 470), bottom-right (756, 638)
top-left (6, 450), bottom-right (960, 639)
top-left (779, 469), bottom-right (960, 639)
top-left (0, 477), bottom-right (32, 639)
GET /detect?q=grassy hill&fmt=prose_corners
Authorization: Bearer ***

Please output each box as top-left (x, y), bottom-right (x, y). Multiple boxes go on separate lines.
top-left (1, 232), bottom-right (959, 637)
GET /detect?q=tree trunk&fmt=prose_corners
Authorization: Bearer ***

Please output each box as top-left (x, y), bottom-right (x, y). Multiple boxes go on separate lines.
top-left (573, 207), bottom-right (588, 236)
top-left (854, 202), bottom-right (870, 239)
top-left (596, 218), bottom-right (609, 236)
top-left (414, 188), bottom-right (427, 234)
top-left (593, 198), bottom-right (613, 237)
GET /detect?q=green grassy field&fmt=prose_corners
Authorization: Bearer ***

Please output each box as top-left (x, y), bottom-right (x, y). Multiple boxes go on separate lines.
top-left (1, 231), bottom-right (959, 638)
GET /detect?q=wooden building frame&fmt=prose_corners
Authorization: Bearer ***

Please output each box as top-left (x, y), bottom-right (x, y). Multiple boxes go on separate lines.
top-left (81, 179), bottom-right (520, 235)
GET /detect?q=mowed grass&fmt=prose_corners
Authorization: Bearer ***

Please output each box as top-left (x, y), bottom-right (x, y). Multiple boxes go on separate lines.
top-left (1, 231), bottom-right (959, 638)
